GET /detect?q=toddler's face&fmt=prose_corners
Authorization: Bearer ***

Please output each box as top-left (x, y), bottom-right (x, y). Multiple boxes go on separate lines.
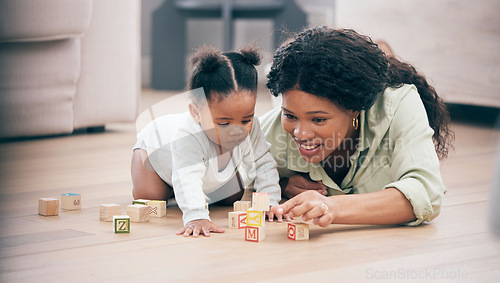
top-left (193, 90), bottom-right (256, 152)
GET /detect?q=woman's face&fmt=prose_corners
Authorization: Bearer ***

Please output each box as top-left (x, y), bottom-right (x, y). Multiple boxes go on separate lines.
top-left (190, 90), bottom-right (256, 152)
top-left (281, 89), bottom-right (358, 163)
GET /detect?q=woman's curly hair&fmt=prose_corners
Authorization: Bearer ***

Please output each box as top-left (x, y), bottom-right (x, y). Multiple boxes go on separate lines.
top-left (267, 26), bottom-right (453, 159)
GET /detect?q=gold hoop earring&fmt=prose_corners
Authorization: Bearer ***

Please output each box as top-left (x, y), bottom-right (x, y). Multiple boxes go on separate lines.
top-left (352, 116), bottom-right (359, 130)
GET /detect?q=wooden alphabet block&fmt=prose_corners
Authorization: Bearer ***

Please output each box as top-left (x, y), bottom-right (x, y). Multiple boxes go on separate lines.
top-left (245, 226), bottom-right (265, 242)
top-left (113, 215), bottom-right (130, 233)
top-left (99, 203), bottom-right (122, 221)
top-left (148, 200), bottom-right (166, 218)
top-left (228, 211), bottom-right (247, 229)
top-left (233, 200), bottom-right (251, 212)
top-left (38, 197), bottom-right (59, 216)
top-left (126, 204), bottom-right (151, 222)
top-left (246, 210), bottom-right (264, 227)
top-left (252, 192), bottom-right (270, 211)
top-left (61, 193), bottom-right (81, 210)
top-left (132, 199), bottom-right (151, 205)
top-left (288, 222), bottom-right (309, 240)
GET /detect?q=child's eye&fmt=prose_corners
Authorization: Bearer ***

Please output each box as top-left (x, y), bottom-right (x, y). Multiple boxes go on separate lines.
top-left (217, 123), bottom-right (229, 126)
top-left (312, 118), bottom-right (327, 123)
top-left (242, 119), bottom-right (252, 124)
top-left (283, 113), bottom-right (296, 120)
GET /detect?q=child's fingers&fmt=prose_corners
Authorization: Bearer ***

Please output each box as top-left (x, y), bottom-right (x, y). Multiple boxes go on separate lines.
top-left (192, 226), bottom-right (202, 238)
top-left (267, 211), bottom-right (275, 222)
top-left (210, 225), bottom-right (225, 234)
top-left (183, 226), bottom-right (194, 237)
top-left (176, 226), bottom-right (187, 235)
top-left (201, 227), bottom-right (211, 237)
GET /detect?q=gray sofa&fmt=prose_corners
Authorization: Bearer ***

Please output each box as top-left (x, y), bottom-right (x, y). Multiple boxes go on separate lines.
top-left (0, 0), bottom-right (141, 138)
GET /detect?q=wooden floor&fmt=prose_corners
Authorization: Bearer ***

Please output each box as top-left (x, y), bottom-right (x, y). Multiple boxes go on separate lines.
top-left (0, 89), bottom-right (499, 282)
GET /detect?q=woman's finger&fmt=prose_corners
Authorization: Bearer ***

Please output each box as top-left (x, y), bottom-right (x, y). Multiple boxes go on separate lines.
top-left (301, 203), bottom-right (328, 222)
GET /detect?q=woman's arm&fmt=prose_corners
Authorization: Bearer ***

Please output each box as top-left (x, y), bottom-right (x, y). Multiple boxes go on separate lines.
top-left (273, 188), bottom-right (416, 227)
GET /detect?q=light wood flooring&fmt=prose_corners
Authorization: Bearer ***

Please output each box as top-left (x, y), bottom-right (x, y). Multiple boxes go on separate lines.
top-left (0, 88), bottom-right (499, 282)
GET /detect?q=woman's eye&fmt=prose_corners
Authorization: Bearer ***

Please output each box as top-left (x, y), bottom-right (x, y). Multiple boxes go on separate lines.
top-left (217, 123), bottom-right (229, 126)
top-left (312, 118), bottom-right (326, 123)
top-left (283, 113), bottom-right (296, 120)
top-left (242, 120), bottom-right (252, 124)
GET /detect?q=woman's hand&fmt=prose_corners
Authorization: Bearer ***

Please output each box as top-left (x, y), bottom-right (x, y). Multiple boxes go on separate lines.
top-left (283, 174), bottom-right (328, 199)
top-left (268, 205), bottom-right (292, 222)
top-left (176, 219), bottom-right (225, 237)
top-left (274, 190), bottom-right (336, 228)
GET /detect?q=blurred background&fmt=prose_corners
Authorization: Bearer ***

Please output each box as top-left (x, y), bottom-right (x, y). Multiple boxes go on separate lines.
top-left (142, 0), bottom-right (500, 110)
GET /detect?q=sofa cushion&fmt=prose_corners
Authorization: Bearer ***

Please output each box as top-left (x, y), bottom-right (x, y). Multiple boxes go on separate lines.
top-left (0, 39), bottom-right (81, 138)
top-left (0, 0), bottom-right (92, 42)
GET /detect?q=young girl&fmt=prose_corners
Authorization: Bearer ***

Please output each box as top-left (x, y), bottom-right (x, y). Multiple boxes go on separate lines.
top-left (131, 46), bottom-right (281, 237)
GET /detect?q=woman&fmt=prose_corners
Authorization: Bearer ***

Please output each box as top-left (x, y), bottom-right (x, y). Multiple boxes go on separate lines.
top-left (261, 26), bottom-right (453, 227)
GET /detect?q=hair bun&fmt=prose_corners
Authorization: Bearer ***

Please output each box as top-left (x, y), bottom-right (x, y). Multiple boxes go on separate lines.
top-left (191, 46), bottom-right (226, 73)
top-left (239, 46), bottom-right (262, 66)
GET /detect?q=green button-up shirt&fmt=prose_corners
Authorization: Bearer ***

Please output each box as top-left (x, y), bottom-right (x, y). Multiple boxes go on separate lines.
top-left (259, 84), bottom-right (445, 225)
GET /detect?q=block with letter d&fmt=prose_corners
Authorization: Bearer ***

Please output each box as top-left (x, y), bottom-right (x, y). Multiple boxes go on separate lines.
top-left (245, 226), bottom-right (265, 242)
top-left (246, 210), bottom-right (264, 227)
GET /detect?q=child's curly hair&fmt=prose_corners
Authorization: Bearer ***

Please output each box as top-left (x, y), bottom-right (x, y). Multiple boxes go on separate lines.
top-left (189, 45), bottom-right (262, 104)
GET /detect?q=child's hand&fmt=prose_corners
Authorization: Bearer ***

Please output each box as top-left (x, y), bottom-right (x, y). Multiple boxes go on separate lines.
top-left (176, 219), bottom-right (225, 237)
top-left (269, 205), bottom-right (292, 222)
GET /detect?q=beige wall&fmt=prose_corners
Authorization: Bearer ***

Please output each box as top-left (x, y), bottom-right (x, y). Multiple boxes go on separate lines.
top-left (335, 0), bottom-right (500, 107)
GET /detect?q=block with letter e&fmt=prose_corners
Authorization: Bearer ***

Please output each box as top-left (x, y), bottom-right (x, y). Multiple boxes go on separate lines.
top-left (113, 215), bottom-right (130, 233)
top-left (228, 211), bottom-right (247, 229)
top-left (288, 222), bottom-right (309, 240)
top-left (245, 226), bottom-right (265, 242)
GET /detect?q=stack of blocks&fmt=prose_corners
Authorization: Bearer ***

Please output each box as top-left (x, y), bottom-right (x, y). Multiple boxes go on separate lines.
top-left (244, 192), bottom-right (269, 242)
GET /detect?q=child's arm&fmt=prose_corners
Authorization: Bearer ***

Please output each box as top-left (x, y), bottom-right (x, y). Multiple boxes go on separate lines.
top-left (170, 129), bottom-right (224, 235)
top-left (243, 118), bottom-right (283, 219)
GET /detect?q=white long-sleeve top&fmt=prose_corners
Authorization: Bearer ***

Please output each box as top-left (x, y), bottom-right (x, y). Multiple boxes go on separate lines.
top-left (134, 112), bottom-right (281, 225)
